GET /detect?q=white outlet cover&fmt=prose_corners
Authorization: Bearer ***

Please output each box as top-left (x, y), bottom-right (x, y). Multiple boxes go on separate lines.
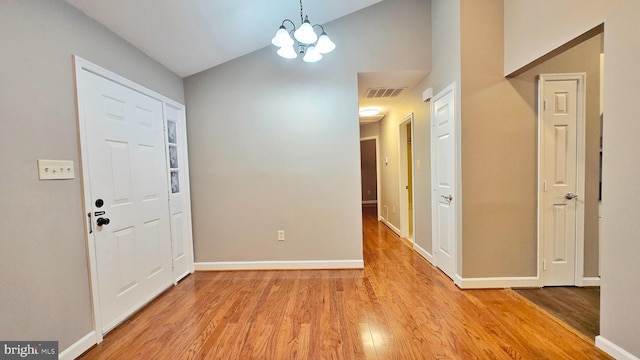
top-left (37, 159), bottom-right (75, 180)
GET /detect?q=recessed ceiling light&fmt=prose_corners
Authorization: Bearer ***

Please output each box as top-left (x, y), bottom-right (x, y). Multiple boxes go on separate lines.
top-left (359, 108), bottom-right (380, 116)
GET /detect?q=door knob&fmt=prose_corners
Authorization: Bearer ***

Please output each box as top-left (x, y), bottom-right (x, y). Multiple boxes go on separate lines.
top-left (96, 217), bottom-right (110, 226)
top-left (565, 192), bottom-right (578, 200)
top-left (441, 195), bottom-right (453, 202)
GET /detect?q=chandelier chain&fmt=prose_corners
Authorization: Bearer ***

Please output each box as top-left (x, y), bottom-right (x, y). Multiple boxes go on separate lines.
top-left (300, 0), bottom-right (304, 23)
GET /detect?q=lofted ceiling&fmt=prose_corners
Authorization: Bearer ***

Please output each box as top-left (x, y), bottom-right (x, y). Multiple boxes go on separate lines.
top-left (65, 0), bottom-right (384, 77)
top-left (65, 0), bottom-right (428, 122)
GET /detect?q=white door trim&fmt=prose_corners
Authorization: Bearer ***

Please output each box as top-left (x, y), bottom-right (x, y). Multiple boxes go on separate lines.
top-left (537, 73), bottom-right (586, 287)
top-left (398, 113), bottom-right (415, 241)
top-left (74, 56), bottom-right (194, 343)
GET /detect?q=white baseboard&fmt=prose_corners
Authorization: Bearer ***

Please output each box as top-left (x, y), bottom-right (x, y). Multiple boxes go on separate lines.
top-left (195, 260), bottom-right (364, 271)
top-left (413, 243), bottom-right (434, 265)
top-left (596, 336), bottom-right (640, 360)
top-left (379, 217), bottom-right (401, 236)
top-left (362, 200), bottom-right (377, 205)
top-left (59, 331), bottom-right (96, 360)
top-left (456, 275), bottom-right (597, 289)
top-left (582, 277), bottom-right (601, 287)
top-left (456, 276), bottom-right (540, 289)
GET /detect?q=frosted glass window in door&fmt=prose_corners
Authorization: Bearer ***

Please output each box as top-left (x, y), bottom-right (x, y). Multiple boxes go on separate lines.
top-left (171, 171), bottom-right (180, 193)
top-left (167, 120), bottom-right (177, 144)
top-left (169, 146), bottom-right (178, 169)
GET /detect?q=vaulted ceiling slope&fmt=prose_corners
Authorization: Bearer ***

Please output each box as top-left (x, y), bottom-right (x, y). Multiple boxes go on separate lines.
top-left (65, 0), bottom-right (384, 77)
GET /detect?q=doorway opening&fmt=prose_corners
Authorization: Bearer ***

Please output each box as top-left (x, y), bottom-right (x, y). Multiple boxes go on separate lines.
top-left (531, 31), bottom-right (603, 288)
top-left (398, 113), bottom-right (415, 241)
top-left (510, 27), bottom-right (603, 341)
top-left (360, 137), bottom-right (380, 218)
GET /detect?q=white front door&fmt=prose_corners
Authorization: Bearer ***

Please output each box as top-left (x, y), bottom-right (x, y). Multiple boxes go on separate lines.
top-left (431, 84), bottom-right (457, 280)
top-left (539, 74), bottom-right (585, 286)
top-left (79, 70), bottom-right (173, 334)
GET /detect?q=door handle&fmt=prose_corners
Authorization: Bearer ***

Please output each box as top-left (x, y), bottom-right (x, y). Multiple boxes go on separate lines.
top-left (441, 195), bottom-right (453, 202)
top-left (96, 217), bottom-right (110, 226)
top-left (565, 192), bottom-right (578, 200)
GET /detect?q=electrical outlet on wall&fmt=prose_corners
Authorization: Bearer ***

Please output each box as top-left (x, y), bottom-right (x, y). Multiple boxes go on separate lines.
top-left (392, 206), bottom-right (396, 214)
top-left (277, 230), bottom-right (285, 241)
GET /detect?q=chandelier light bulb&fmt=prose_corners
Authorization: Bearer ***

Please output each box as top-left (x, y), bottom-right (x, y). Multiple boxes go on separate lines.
top-left (294, 16), bottom-right (318, 44)
top-left (303, 46), bottom-right (322, 63)
top-left (315, 32), bottom-right (335, 54)
top-left (277, 45), bottom-right (298, 59)
top-left (271, 26), bottom-right (294, 47)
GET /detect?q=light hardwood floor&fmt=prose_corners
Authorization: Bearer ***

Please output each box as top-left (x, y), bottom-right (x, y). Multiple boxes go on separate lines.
top-left (79, 206), bottom-right (611, 359)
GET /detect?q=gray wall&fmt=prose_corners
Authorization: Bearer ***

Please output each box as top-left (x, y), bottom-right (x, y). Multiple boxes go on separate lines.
top-left (505, 0), bottom-right (640, 356)
top-left (0, 0), bottom-right (184, 350)
top-left (184, 0), bottom-right (431, 263)
top-left (431, 0), bottom-right (461, 94)
top-left (460, 0), bottom-right (537, 277)
top-left (360, 122), bottom-right (380, 139)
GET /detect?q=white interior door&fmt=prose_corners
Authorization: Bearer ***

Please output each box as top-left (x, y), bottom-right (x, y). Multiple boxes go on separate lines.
top-left (431, 84), bottom-right (457, 280)
top-left (80, 69), bottom-right (173, 334)
top-left (539, 74), bottom-right (585, 286)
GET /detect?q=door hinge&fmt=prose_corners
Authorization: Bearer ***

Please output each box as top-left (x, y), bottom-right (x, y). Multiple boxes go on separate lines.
top-left (543, 260), bottom-right (547, 271)
top-left (543, 99), bottom-right (548, 111)
top-left (543, 181), bottom-right (547, 192)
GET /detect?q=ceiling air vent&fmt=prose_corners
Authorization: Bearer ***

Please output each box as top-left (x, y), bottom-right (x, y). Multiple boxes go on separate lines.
top-left (365, 87), bottom-right (406, 98)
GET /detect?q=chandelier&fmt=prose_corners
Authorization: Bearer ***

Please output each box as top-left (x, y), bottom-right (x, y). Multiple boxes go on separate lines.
top-left (271, 0), bottom-right (336, 63)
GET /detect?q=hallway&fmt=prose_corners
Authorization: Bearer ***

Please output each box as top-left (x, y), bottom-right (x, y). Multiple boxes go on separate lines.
top-left (79, 207), bottom-right (610, 359)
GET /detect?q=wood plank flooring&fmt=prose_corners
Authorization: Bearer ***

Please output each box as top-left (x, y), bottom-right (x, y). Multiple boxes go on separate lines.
top-left (79, 206), bottom-right (611, 359)
top-left (514, 286), bottom-right (600, 341)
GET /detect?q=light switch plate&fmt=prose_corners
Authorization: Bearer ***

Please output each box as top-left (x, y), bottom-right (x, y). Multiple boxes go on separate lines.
top-left (37, 159), bottom-right (75, 180)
